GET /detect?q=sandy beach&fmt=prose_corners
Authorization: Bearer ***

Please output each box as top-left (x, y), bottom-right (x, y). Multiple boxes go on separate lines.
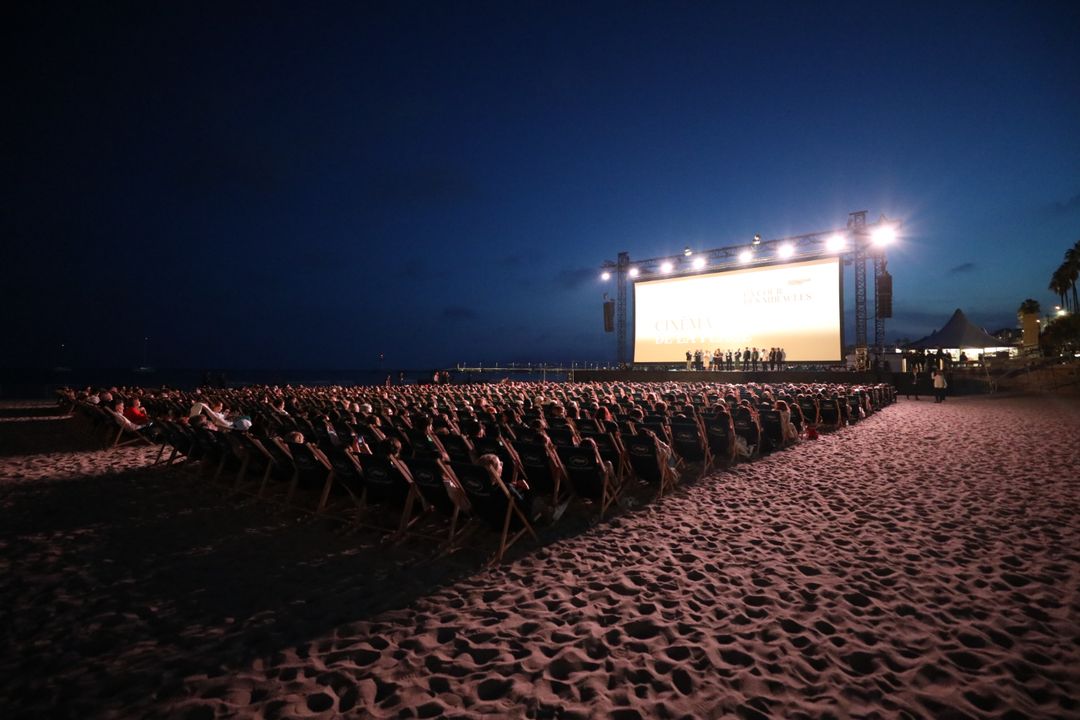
top-left (2, 393), bottom-right (1079, 719)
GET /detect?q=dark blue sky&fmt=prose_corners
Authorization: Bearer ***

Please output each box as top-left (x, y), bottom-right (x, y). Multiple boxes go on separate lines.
top-left (6, 1), bottom-right (1079, 369)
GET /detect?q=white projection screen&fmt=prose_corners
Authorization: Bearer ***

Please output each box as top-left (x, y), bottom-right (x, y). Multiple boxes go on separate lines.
top-left (633, 257), bottom-right (842, 363)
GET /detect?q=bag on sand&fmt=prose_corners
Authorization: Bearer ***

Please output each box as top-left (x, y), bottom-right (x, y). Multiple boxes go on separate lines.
top-left (734, 436), bottom-right (751, 459)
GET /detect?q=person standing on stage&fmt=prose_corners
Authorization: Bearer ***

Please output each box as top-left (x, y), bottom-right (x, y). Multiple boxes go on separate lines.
top-left (751, 347), bottom-right (760, 371)
top-left (685, 350), bottom-right (692, 371)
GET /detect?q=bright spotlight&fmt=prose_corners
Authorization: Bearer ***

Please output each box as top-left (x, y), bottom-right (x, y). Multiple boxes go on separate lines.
top-left (752, 234), bottom-right (762, 245)
top-left (692, 257), bottom-right (706, 270)
top-left (683, 246), bottom-right (693, 257)
top-left (777, 243), bottom-right (794, 259)
top-left (826, 233), bottom-right (847, 252)
top-left (738, 249), bottom-right (753, 263)
top-left (660, 261), bottom-right (674, 273)
top-left (871, 225), bottom-right (896, 246)
top-left (600, 271), bottom-right (611, 281)
top-left (628, 267), bottom-right (640, 278)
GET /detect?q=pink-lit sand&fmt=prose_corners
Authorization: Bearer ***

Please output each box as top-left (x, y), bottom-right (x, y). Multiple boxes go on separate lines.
top-left (2, 394), bottom-right (1079, 719)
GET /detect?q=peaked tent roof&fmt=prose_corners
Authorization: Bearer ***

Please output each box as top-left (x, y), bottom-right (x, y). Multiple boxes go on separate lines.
top-left (905, 309), bottom-right (1003, 349)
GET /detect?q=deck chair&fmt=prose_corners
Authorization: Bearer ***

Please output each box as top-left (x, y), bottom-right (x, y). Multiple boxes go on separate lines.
top-left (103, 408), bottom-right (155, 449)
top-left (190, 427), bottom-right (237, 479)
top-left (153, 420), bottom-right (194, 465)
top-left (798, 396), bottom-right (821, 428)
top-left (557, 444), bottom-right (623, 519)
top-left (669, 420), bottom-right (715, 476)
top-left (438, 432), bottom-right (475, 464)
top-left (818, 397), bottom-right (842, 429)
top-left (472, 436), bottom-right (526, 489)
top-left (703, 411), bottom-right (736, 466)
top-left (225, 432), bottom-right (279, 494)
top-left (356, 453), bottom-right (427, 536)
top-left (642, 416), bottom-right (672, 446)
top-left (402, 456), bottom-right (474, 545)
top-left (511, 439), bottom-right (569, 507)
top-left (757, 408), bottom-right (785, 453)
top-left (283, 442), bottom-right (337, 512)
top-left (452, 461), bottom-right (538, 563)
top-left (731, 407), bottom-right (762, 459)
top-left (320, 445), bottom-right (368, 513)
top-left (584, 430), bottom-right (630, 481)
top-left (546, 426), bottom-right (579, 449)
top-left (624, 431), bottom-right (679, 499)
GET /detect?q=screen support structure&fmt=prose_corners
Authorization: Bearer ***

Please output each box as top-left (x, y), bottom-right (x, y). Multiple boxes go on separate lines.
top-left (616, 251), bottom-right (629, 367)
top-left (851, 211), bottom-right (869, 369)
top-left (601, 210), bottom-right (898, 367)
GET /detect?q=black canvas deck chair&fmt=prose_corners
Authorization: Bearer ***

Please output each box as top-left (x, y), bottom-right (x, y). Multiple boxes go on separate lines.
top-left (731, 407), bottom-right (761, 459)
top-left (546, 426), bottom-right (579, 449)
top-left (624, 430), bottom-right (679, 499)
top-left (283, 442), bottom-right (337, 513)
top-left (757, 407), bottom-right (785, 454)
top-left (473, 436), bottom-right (527, 491)
top-left (225, 432), bottom-right (280, 495)
top-left (580, 429), bottom-right (630, 481)
top-left (669, 419), bottom-right (715, 477)
top-left (703, 411), bottom-right (736, 466)
top-left (557, 444), bottom-right (623, 519)
top-left (818, 397), bottom-right (842, 430)
top-left (153, 420), bottom-right (193, 465)
top-left (511, 439), bottom-right (569, 507)
top-left (321, 445), bottom-right (367, 513)
top-left (191, 427), bottom-right (237, 479)
top-left (356, 453), bottom-right (426, 536)
top-left (451, 461), bottom-right (537, 563)
top-left (438, 432), bottom-right (475, 464)
top-left (402, 456), bottom-right (474, 545)
top-left (797, 396), bottom-right (820, 428)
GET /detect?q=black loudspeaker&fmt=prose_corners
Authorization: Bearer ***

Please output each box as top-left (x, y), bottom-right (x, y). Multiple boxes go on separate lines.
top-left (603, 300), bottom-right (615, 332)
top-left (877, 273), bottom-right (892, 319)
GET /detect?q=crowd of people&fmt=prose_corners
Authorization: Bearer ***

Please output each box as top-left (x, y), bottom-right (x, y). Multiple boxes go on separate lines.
top-left (684, 347), bottom-right (787, 372)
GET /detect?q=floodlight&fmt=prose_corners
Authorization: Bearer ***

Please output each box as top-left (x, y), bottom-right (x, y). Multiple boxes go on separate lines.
top-left (738, 249), bottom-right (753, 263)
top-left (683, 246), bottom-right (693, 257)
top-left (826, 233), bottom-right (847, 252)
top-left (600, 271), bottom-right (611, 281)
top-left (628, 267), bottom-right (640, 278)
top-left (692, 256), bottom-right (706, 270)
top-left (777, 243), bottom-right (794, 259)
top-left (752, 234), bottom-right (762, 245)
top-left (871, 225), bottom-right (896, 246)
top-left (660, 261), bottom-right (674, 273)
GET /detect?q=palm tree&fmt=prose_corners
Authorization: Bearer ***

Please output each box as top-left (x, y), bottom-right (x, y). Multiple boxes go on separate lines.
top-left (1064, 242), bottom-right (1080, 312)
top-left (1049, 268), bottom-right (1069, 312)
top-left (1017, 298), bottom-right (1041, 317)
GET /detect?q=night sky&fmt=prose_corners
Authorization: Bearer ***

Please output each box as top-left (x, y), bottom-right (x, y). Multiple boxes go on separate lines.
top-left (6, 1), bottom-right (1079, 371)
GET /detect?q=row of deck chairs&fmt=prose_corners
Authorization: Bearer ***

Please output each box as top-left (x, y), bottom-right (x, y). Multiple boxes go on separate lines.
top-left (147, 419), bottom-right (631, 563)
top-left (76, 402), bottom-right (159, 449)
top-left (76, 382), bottom-right (896, 562)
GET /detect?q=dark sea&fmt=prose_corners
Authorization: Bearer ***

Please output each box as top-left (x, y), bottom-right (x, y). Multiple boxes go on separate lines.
top-left (0, 367), bottom-right (573, 399)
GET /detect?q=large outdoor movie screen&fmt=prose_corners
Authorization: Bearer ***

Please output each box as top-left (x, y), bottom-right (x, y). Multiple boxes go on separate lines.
top-left (633, 256), bottom-right (842, 363)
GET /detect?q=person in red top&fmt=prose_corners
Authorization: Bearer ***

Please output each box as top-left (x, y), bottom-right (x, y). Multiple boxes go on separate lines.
top-left (123, 397), bottom-right (150, 425)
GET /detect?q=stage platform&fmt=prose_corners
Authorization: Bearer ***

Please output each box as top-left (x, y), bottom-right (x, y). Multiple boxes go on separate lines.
top-left (570, 369), bottom-right (885, 384)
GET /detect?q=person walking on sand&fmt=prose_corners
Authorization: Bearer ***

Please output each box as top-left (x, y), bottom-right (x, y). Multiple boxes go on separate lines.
top-left (932, 369), bottom-right (947, 403)
top-left (906, 369), bottom-right (920, 400)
